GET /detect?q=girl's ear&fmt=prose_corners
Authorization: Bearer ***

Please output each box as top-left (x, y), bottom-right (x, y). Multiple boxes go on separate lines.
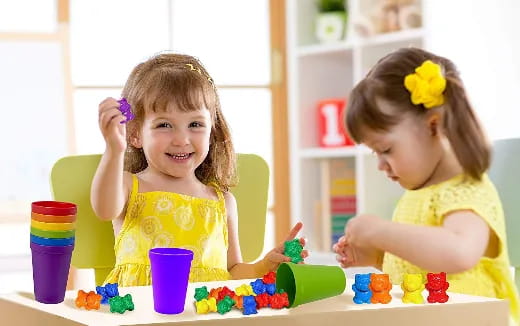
top-left (129, 130), bottom-right (143, 148)
top-left (427, 113), bottom-right (440, 137)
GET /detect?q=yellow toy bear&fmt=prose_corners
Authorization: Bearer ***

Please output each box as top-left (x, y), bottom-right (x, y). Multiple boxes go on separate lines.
top-left (401, 273), bottom-right (425, 304)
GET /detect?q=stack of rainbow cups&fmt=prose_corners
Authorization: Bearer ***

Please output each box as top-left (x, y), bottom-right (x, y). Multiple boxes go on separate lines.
top-left (30, 201), bottom-right (76, 304)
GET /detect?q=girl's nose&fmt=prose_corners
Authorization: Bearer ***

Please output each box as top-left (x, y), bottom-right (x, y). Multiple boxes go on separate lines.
top-left (171, 130), bottom-right (189, 146)
top-left (377, 155), bottom-right (389, 172)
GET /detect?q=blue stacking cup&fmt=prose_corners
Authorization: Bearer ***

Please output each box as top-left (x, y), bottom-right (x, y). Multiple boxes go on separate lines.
top-left (30, 234), bottom-right (75, 246)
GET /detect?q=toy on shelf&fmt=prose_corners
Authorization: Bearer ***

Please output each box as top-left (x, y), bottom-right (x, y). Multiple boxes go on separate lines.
top-left (425, 272), bottom-right (449, 303)
top-left (369, 273), bottom-right (392, 304)
top-left (352, 273), bottom-right (372, 304)
top-left (401, 273), bottom-right (425, 304)
top-left (317, 98), bottom-right (354, 148)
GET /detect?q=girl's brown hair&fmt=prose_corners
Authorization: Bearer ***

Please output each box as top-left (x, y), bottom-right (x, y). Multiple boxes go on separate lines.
top-left (346, 47), bottom-right (490, 180)
top-left (121, 53), bottom-right (237, 191)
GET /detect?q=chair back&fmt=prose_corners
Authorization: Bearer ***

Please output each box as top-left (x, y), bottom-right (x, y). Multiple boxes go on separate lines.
top-left (488, 138), bottom-right (520, 289)
top-left (50, 153), bottom-right (269, 285)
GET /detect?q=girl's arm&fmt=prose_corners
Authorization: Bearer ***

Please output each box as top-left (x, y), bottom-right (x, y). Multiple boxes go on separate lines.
top-left (90, 151), bottom-right (131, 221)
top-left (350, 211), bottom-right (490, 273)
top-left (225, 192), bottom-right (270, 278)
top-left (225, 193), bottom-right (308, 279)
top-left (91, 97), bottom-right (131, 221)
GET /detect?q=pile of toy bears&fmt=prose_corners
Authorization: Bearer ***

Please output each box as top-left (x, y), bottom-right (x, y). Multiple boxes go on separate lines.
top-left (75, 282), bottom-right (135, 314)
top-left (352, 272), bottom-right (449, 304)
top-left (194, 271), bottom-right (290, 315)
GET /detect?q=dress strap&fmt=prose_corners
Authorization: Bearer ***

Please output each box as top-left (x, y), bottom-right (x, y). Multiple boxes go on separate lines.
top-left (209, 182), bottom-right (225, 202)
top-left (130, 174), bottom-right (139, 197)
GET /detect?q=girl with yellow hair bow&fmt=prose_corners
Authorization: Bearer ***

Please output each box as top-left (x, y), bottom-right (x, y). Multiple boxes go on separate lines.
top-left (333, 47), bottom-right (519, 324)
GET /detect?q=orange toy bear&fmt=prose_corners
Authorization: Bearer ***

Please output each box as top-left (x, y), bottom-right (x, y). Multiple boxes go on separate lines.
top-left (75, 290), bottom-right (102, 310)
top-left (369, 273), bottom-right (392, 304)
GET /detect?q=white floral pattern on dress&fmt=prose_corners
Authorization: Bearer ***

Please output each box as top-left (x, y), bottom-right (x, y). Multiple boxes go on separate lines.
top-left (154, 197), bottom-right (174, 215)
top-left (174, 205), bottom-right (195, 230)
top-left (151, 231), bottom-right (174, 248)
top-left (140, 216), bottom-right (162, 239)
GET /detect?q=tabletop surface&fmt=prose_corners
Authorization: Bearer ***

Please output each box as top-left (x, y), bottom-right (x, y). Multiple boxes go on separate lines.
top-left (0, 278), bottom-right (509, 326)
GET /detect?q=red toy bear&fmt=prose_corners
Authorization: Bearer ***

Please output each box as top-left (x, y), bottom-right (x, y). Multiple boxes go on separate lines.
top-left (425, 272), bottom-right (449, 303)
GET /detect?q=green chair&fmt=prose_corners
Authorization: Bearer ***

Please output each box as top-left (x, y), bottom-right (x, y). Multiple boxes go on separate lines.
top-left (488, 138), bottom-right (520, 290)
top-left (50, 153), bottom-right (269, 286)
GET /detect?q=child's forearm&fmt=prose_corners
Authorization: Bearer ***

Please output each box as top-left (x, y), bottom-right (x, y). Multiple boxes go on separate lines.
top-left (228, 260), bottom-right (269, 280)
top-left (371, 221), bottom-right (474, 273)
top-left (90, 149), bottom-right (126, 221)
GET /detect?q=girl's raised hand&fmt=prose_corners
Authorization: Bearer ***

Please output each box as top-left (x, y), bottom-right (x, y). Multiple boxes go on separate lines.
top-left (262, 222), bottom-right (309, 272)
top-left (98, 97), bottom-right (127, 153)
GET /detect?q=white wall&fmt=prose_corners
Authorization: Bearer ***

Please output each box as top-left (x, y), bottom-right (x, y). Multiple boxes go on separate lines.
top-left (425, 0), bottom-right (520, 140)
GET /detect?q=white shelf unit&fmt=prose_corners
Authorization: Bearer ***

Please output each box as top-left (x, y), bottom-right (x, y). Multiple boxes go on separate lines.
top-left (287, 0), bottom-right (425, 252)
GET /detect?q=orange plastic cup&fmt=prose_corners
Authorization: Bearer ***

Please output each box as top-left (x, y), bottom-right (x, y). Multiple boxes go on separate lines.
top-left (31, 212), bottom-right (76, 223)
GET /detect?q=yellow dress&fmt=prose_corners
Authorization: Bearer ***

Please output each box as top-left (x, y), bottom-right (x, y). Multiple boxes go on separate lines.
top-left (104, 175), bottom-right (231, 286)
top-left (383, 173), bottom-right (520, 323)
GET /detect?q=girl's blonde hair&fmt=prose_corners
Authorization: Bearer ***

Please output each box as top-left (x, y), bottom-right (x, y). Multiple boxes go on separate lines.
top-left (122, 53), bottom-right (237, 191)
top-left (346, 47), bottom-right (490, 180)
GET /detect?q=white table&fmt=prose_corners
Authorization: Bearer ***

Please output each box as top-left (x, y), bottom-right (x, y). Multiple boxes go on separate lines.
top-left (0, 279), bottom-right (508, 326)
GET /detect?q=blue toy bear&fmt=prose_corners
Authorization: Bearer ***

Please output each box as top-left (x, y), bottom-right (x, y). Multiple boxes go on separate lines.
top-left (352, 273), bottom-right (372, 304)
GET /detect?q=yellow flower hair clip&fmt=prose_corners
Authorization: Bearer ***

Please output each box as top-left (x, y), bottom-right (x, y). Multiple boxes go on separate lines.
top-left (185, 63), bottom-right (215, 86)
top-left (404, 60), bottom-right (446, 109)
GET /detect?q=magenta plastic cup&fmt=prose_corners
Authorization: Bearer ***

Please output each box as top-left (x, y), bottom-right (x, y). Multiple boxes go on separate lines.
top-left (149, 248), bottom-right (193, 314)
top-left (30, 242), bottom-right (74, 304)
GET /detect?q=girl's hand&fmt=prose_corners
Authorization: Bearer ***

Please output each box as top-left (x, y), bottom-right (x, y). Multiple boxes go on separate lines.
top-left (262, 222), bottom-right (309, 272)
top-left (98, 97), bottom-right (127, 153)
top-left (344, 214), bottom-right (387, 248)
top-left (333, 236), bottom-right (383, 268)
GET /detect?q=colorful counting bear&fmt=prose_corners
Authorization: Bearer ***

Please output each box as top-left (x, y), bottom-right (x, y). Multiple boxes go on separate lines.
top-left (235, 284), bottom-right (254, 297)
top-left (269, 292), bottom-right (289, 309)
top-left (217, 296), bottom-right (235, 314)
top-left (369, 273), bottom-right (392, 304)
top-left (109, 294), bottom-right (135, 314)
top-left (250, 279), bottom-right (267, 295)
top-left (195, 297), bottom-right (217, 314)
top-left (117, 98), bottom-right (134, 123)
top-left (352, 273), bottom-right (372, 304)
top-left (96, 283), bottom-right (119, 304)
top-left (75, 290), bottom-right (102, 310)
top-left (425, 272), bottom-right (449, 303)
top-left (242, 295), bottom-right (258, 315)
top-left (401, 273), bottom-right (425, 304)
top-left (194, 286), bottom-right (209, 302)
top-left (284, 239), bottom-right (304, 263)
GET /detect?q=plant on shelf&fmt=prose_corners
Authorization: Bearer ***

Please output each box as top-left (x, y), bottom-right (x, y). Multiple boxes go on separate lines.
top-left (315, 0), bottom-right (348, 43)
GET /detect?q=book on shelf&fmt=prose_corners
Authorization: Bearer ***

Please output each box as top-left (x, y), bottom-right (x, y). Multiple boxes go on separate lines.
top-left (316, 158), bottom-right (356, 251)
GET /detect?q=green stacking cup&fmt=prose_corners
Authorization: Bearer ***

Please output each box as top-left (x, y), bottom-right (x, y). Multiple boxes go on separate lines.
top-left (30, 227), bottom-right (75, 239)
top-left (276, 263), bottom-right (346, 307)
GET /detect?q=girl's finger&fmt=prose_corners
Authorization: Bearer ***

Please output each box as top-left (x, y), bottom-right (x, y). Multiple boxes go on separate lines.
top-left (299, 237), bottom-right (306, 246)
top-left (283, 222), bottom-right (303, 242)
top-left (301, 250), bottom-right (309, 258)
top-left (269, 252), bottom-right (292, 263)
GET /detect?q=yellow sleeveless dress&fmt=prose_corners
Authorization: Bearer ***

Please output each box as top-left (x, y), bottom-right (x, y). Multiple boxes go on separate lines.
top-left (382, 173), bottom-right (520, 323)
top-left (104, 175), bottom-right (231, 286)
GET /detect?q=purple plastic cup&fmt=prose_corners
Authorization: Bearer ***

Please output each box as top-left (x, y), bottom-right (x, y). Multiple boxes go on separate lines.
top-left (30, 242), bottom-right (74, 304)
top-left (149, 248), bottom-right (193, 314)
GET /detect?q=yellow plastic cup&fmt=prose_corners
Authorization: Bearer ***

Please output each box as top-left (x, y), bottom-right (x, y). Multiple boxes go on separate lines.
top-left (31, 219), bottom-right (75, 231)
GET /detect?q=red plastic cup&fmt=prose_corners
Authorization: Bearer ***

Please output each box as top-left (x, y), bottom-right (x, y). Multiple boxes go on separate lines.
top-left (31, 201), bottom-right (77, 216)
top-left (30, 242), bottom-right (74, 304)
top-left (149, 248), bottom-right (193, 314)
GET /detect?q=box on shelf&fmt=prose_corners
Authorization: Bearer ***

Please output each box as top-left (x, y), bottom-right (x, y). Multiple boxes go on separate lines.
top-left (317, 98), bottom-right (354, 148)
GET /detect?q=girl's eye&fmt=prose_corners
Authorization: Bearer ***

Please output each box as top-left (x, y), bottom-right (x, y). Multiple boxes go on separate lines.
top-left (156, 122), bottom-right (171, 128)
top-left (381, 148), bottom-right (391, 154)
top-left (189, 122), bottom-right (203, 128)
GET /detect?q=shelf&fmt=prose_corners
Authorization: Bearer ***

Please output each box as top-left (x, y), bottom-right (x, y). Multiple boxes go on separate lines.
top-left (358, 28), bottom-right (425, 47)
top-left (297, 40), bottom-right (354, 57)
top-left (299, 146), bottom-right (370, 159)
top-left (295, 28), bottom-right (424, 58)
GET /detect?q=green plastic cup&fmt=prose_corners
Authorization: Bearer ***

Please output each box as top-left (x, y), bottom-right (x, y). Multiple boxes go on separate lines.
top-left (276, 263), bottom-right (346, 307)
top-left (30, 227), bottom-right (75, 239)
